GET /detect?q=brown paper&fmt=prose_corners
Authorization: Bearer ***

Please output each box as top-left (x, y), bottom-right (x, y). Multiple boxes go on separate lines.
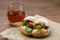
top-left (0, 15), bottom-right (60, 40)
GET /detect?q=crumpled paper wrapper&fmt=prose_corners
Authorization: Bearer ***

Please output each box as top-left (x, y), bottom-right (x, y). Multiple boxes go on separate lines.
top-left (0, 15), bottom-right (60, 40)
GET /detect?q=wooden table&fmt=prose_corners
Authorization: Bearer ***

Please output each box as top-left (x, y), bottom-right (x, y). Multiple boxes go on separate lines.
top-left (0, 0), bottom-right (60, 39)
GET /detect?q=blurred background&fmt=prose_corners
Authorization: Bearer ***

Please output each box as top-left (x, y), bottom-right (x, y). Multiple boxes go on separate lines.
top-left (0, 0), bottom-right (60, 39)
top-left (0, 0), bottom-right (60, 23)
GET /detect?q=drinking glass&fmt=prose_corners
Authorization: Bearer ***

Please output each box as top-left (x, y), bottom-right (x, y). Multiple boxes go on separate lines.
top-left (7, 1), bottom-right (25, 26)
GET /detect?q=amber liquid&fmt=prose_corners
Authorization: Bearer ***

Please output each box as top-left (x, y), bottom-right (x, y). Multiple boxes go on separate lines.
top-left (8, 10), bottom-right (25, 23)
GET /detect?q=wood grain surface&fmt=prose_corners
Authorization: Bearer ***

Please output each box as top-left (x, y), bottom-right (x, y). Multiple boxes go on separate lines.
top-left (0, 0), bottom-right (60, 39)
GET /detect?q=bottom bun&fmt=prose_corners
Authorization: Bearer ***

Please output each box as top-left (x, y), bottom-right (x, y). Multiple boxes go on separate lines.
top-left (32, 29), bottom-right (50, 37)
